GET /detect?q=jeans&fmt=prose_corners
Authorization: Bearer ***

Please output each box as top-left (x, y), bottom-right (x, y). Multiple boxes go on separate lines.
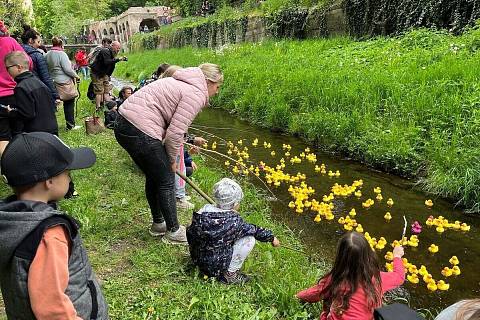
top-left (175, 144), bottom-right (186, 199)
top-left (114, 115), bottom-right (179, 231)
top-left (63, 99), bottom-right (76, 129)
top-left (79, 66), bottom-right (89, 79)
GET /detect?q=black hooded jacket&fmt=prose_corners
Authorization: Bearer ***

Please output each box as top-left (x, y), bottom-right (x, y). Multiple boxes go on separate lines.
top-left (11, 71), bottom-right (58, 135)
top-left (186, 204), bottom-right (274, 277)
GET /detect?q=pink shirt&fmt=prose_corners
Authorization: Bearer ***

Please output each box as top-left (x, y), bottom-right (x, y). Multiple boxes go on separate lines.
top-left (0, 36), bottom-right (27, 97)
top-left (297, 257), bottom-right (405, 320)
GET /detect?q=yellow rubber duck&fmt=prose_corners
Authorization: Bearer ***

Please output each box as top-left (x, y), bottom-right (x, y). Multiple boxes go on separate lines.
top-left (418, 265), bottom-right (428, 276)
top-left (423, 273), bottom-right (433, 283)
top-left (437, 280), bottom-right (450, 291)
top-left (407, 274), bottom-right (420, 284)
top-left (384, 212), bottom-right (392, 221)
top-left (270, 151), bottom-right (275, 156)
top-left (436, 225), bottom-right (445, 233)
top-left (314, 215), bottom-right (321, 222)
top-left (224, 160), bottom-right (230, 166)
top-left (408, 265), bottom-right (418, 274)
top-left (425, 199), bottom-right (433, 207)
top-left (441, 267), bottom-right (453, 277)
top-left (428, 244), bottom-right (439, 253)
top-left (374, 187), bottom-right (382, 194)
top-left (355, 191), bottom-right (362, 197)
top-left (460, 223), bottom-right (470, 231)
top-left (335, 170), bottom-right (341, 177)
top-left (288, 201), bottom-right (295, 208)
top-left (387, 198), bottom-right (394, 206)
top-left (452, 265), bottom-right (461, 276)
top-left (449, 256), bottom-right (459, 266)
top-left (384, 251), bottom-right (393, 261)
top-left (349, 208), bottom-right (356, 217)
top-left (427, 280), bottom-right (438, 292)
top-left (385, 262), bottom-right (393, 272)
top-left (376, 194), bottom-right (383, 201)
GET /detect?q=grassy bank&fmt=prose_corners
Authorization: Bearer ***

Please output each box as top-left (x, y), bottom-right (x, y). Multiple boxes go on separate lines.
top-left (115, 28), bottom-right (480, 213)
top-left (0, 83), bottom-right (323, 319)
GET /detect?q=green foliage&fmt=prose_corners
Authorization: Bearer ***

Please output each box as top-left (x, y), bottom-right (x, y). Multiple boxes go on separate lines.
top-left (0, 81), bottom-right (324, 319)
top-left (117, 28), bottom-right (480, 212)
top-left (0, 0), bottom-right (32, 36)
top-left (33, 0), bottom-right (111, 38)
top-left (345, 0), bottom-right (480, 37)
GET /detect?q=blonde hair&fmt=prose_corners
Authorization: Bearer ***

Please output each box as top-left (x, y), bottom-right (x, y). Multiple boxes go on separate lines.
top-left (160, 65), bottom-right (181, 78)
top-left (199, 63), bottom-right (223, 83)
top-left (456, 299), bottom-right (480, 320)
top-left (4, 51), bottom-right (29, 69)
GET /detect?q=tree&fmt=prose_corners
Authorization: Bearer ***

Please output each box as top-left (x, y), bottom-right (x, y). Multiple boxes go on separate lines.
top-left (0, 0), bottom-right (32, 36)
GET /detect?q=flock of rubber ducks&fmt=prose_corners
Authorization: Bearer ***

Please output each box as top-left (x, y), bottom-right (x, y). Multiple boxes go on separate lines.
top-left (201, 138), bottom-right (472, 293)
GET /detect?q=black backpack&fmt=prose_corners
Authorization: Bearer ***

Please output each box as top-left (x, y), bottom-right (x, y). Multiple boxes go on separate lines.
top-left (374, 303), bottom-right (425, 320)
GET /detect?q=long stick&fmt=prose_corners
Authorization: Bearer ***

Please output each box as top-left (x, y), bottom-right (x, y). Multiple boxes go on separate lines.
top-left (176, 170), bottom-right (215, 204)
top-left (401, 215), bottom-right (408, 240)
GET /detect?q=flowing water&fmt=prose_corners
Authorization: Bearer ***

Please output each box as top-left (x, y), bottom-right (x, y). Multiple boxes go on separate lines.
top-left (112, 77), bottom-right (480, 313)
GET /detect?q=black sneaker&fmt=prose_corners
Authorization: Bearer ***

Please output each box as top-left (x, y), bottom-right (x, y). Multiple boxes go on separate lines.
top-left (219, 271), bottom-right (251, 285)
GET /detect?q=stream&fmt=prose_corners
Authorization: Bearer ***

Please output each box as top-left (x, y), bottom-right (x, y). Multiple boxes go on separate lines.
top-left (111, 77), bottom-right (480, 312)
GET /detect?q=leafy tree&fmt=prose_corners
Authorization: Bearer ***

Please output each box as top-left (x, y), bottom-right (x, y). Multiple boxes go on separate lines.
top-left (0, 0), bottom-right (32, 36)
top-left (33, 0), bottom-right (110, 38)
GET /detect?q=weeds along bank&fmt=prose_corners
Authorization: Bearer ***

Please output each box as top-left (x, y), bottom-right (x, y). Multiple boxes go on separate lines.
top-left (0, 82), bottom-right (323, 319)
top-left (116, 28), bottom-right (480, 213)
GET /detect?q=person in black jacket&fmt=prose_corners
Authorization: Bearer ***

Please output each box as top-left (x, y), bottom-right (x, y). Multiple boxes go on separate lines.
top-left (90, 41), bottom-right (127, 111)
top-left (5, 51), bottom-right (58, 135)
top-left (186, 178), bottom-right (280, 284)
top-left (20, 25), bottom-right (59, 103)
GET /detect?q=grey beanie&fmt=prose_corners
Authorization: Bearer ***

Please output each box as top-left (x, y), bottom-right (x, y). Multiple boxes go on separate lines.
top-left (213, 178), bottom-right (244, 209)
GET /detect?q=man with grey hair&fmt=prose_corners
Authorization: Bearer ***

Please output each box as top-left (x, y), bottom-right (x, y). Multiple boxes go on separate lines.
top-left (90, 40), bottom-right (127, 111)
top-left (186, 178), bottom-right (280, 284)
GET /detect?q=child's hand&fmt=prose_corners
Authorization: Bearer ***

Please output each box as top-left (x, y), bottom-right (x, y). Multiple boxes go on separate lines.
top-left (393, 246), bottom-right (404, 258)
top-left (271, 237), bottom-right (280, 247)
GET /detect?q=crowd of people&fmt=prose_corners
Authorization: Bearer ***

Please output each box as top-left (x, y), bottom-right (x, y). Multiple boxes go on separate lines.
top-left (0, 19), bottom-right (479, 320)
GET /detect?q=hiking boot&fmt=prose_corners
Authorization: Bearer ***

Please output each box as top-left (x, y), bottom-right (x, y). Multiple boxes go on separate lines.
top-left (149, 222), bottom-right (167, 237)
top-left (162, 225), bottom-right (188, 245)
top-left (176, 198), bottom-right (194, 210)
top-left (219, 271), bottom-right (251, 285)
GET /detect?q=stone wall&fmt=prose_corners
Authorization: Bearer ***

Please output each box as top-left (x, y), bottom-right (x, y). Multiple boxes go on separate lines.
top-left (132, 1), bottom-right (347, 51)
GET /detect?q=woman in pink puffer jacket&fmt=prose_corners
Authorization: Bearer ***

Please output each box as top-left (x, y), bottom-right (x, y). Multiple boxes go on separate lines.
top-left (115, 63), bottom-right (223, 244)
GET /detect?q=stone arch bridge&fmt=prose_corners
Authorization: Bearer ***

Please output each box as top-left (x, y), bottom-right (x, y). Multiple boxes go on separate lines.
top-left (85, 6), bottom-right (178, 46)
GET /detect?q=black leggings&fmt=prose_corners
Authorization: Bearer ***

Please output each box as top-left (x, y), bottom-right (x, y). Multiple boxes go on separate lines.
top-left (114, 115), bottom-right (179, 231)
top-left (63, 99), bottom-right (76, 129)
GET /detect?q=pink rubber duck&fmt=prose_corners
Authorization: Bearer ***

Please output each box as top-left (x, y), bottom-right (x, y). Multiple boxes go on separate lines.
top-left (411, 221), bottom-right (422, 234)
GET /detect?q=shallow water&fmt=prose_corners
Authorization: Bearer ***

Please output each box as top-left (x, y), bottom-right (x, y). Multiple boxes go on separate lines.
top-left (112, 77), bottom-right (479, 312)
top-left (193, 107), bottom-right (480, 311)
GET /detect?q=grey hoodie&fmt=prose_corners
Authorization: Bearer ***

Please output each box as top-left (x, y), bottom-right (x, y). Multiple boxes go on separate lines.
top-left (0, 197), bottom-right (109, 319)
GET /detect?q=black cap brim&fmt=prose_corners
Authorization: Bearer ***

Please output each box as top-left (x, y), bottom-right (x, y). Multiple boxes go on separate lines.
top-left (67, 147), bottom-right (96, 170)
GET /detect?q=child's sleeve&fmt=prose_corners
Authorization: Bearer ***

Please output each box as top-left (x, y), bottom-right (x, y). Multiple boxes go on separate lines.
top-left (380, 257), bottom-right (406, 293)
top-left (28, 226), bottom-right (82, 320)
top-left (235, 216), bottom-right (274, 243)
top-left (296, 278), bottom-right (329, 303)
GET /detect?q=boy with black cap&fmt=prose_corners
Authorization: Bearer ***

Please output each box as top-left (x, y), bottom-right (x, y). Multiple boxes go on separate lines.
top-left (0, 132), bottom-right (109, 319)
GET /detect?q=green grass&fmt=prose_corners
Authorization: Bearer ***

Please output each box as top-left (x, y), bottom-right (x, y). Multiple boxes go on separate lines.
top-left (0, 82), bottom-right (324, 319)
top-left (115, 27), bottom-right (480, 213)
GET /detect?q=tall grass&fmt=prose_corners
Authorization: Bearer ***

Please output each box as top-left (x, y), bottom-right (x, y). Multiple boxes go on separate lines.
top-left (116, 28), bottom-right (480, 212)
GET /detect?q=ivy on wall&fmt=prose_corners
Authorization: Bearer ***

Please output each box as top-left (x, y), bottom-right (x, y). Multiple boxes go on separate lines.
top-left (345, 0), bottom-right (480, 37)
